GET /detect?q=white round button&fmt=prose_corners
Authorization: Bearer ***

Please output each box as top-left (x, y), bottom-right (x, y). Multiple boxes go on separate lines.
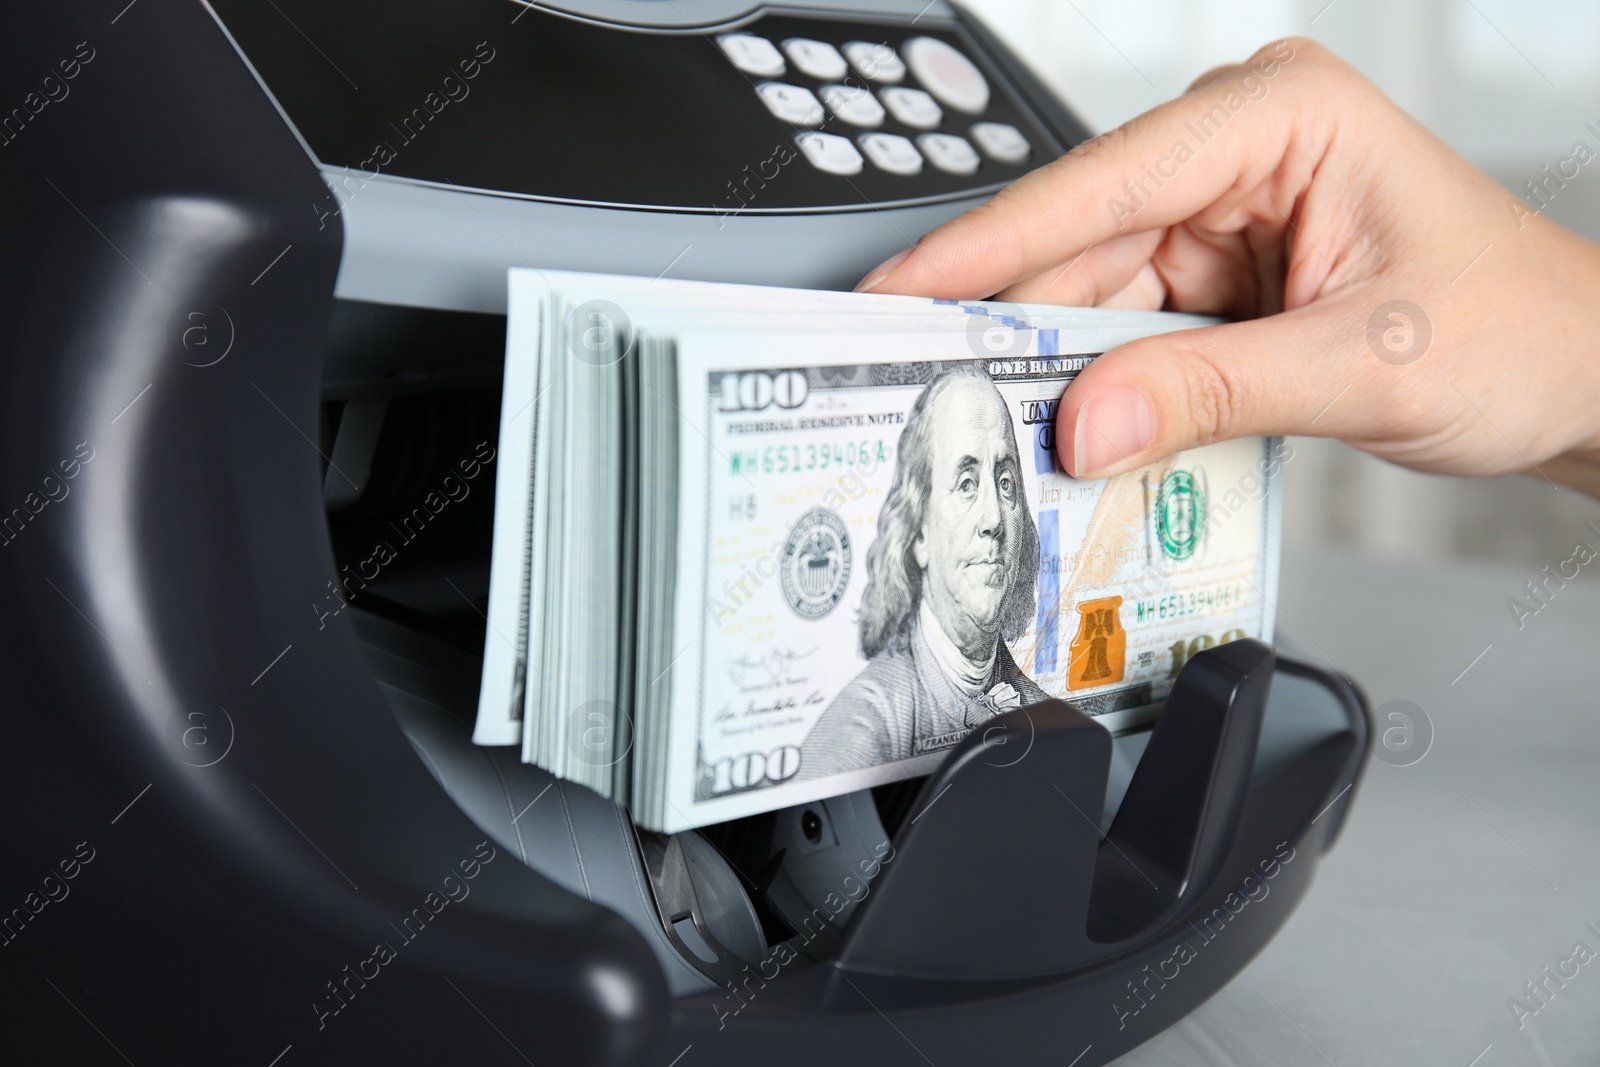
top-left (843, 41), bottom-right (905, 83)
top-left (860, 133), bottom-right (922, 176)
top-left (820, 84), bottom-right (885, 127)
top-left (902, 37), bottom-right (989, 115)
top-left (782, 38), bottom-right (848, 80)
top-left (917, 133), bottom-right (981, 175)
top-left (756, 82), bottom-right (824, 126)
top-left (879, 86), bottom-right (942, 130)
top-left (795, 132), bottom-right (864, 176)
top-left (971, 121), bottom-right (1031, 164)
top-left (718, 34), bottom-right (785, 77)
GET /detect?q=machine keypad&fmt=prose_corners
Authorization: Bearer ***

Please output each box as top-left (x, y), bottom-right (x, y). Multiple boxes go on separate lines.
top-left (879, 86), bottom-right (943, 130)
top-left (718, 33), bottom-right (786, 77)
top-left (860, 132), bottom-right (923, 175)
top-left (971, 121), bottom-right (1031, 164)
top-left (795, 131), bottom-right (864, 175)
top-left (222, 0), bottom-right (1061, 211)
top-left (820, 84), bottom-right (886, 127)
top-left (843, 41), bottom-right (906, 83)
top-left (722, 29), bottom-right (1036, 182)
top-left (902, 36), bottom-right (990, 114)
top-left (918, 132), bottom-right (981, 175)
top-left (782, 38), bottom-right (849, 80)
top-left (756, 82), bottom-right (825, 126)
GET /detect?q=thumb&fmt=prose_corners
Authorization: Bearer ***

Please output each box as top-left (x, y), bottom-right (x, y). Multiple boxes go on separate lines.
top-left (1058, 309), bottom-right (1362, 478)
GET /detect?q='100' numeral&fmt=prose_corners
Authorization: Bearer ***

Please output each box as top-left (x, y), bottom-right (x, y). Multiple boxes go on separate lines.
top-left (718, 370), bottom-right (809, 412)
top-left (1168, 629), bottom-right (1248, 678)
top-left (707, 745), bottom-right (801, 796)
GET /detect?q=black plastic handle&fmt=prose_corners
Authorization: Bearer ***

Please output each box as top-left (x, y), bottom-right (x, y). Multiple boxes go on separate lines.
top-left (834, 639), bottom-right (1274, 979)
top-left (1087, 638), bottom-right (1273, 943)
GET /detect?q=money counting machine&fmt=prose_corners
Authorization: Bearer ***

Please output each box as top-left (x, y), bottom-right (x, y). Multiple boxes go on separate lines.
top-left (0, 1), bottom-right (1370, 1063)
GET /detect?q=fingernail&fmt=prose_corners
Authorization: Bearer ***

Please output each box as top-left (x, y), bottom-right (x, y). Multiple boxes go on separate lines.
top-left (854, 248), bottom-right (913, 293)
top-left (1070, 385), bottom-right (1154, 477)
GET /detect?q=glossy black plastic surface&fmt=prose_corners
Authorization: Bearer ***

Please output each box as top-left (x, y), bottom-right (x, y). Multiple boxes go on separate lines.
top-left (0, 4), bottom-right (663, 1064)
top-left (1088, 638), bottom-right (1273, 944)
top-left (208, 0), bottom-right (1063, 210)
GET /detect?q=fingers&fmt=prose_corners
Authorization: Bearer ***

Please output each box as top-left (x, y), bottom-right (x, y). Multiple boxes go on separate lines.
top-left (992, 229), bottom-right (1165, 306)
top-left (1057, 306), bottom-right (1369, 478)
top-left (994, 223), bottom-right (1272, 316)
top-left (1187, 63), bottom-right (1241, 91)
top-left (857, 37), bottom-right (1311, 300)
top-left (1147, 223), bottom-right (1276, 317)
top-left (1098, 263), bottom-right (1168, 310)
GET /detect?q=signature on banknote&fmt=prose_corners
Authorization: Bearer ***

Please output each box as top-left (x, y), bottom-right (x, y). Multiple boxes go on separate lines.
top-left (727, 647), bottom-right (817, 688)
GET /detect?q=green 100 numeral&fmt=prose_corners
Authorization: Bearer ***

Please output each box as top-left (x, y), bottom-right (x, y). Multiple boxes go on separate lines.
top-left (1167, 629), bottom-right (1249, 678)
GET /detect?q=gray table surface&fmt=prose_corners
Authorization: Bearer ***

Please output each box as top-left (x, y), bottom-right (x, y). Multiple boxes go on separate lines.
top-left (1114, 548), bottom-right (1600, 1067)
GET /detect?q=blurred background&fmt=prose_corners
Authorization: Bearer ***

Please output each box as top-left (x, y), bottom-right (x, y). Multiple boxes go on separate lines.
top-left (965, 0), bottom-right (1600, 567)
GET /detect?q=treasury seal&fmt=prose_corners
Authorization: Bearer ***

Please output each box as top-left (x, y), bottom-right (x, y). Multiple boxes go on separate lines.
top-left (1156, 468), bottom-right (1205, 561)
top-left (780, 507), bottom-right (851, 619)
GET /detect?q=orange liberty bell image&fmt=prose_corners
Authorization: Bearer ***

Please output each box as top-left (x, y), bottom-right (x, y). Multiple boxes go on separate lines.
top-left (1068, 595), bottom-right (1126, 689)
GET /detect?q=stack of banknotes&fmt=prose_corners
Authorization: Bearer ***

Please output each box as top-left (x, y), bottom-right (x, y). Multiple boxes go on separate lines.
top-left (471, 270), bottom-right (1281, 833)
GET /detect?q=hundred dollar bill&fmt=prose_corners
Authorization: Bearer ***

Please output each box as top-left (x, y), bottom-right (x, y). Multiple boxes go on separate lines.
top-left (473, 271), bottom-right (1281, 833)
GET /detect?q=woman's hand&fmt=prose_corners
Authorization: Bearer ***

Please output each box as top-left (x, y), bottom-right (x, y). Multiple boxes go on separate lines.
top-left (857, 38), bottom-right (1600, 497)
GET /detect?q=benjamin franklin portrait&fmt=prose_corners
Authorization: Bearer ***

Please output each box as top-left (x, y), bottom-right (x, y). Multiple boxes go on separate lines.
top-left (799, 363), bottom-right (1044, 778)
